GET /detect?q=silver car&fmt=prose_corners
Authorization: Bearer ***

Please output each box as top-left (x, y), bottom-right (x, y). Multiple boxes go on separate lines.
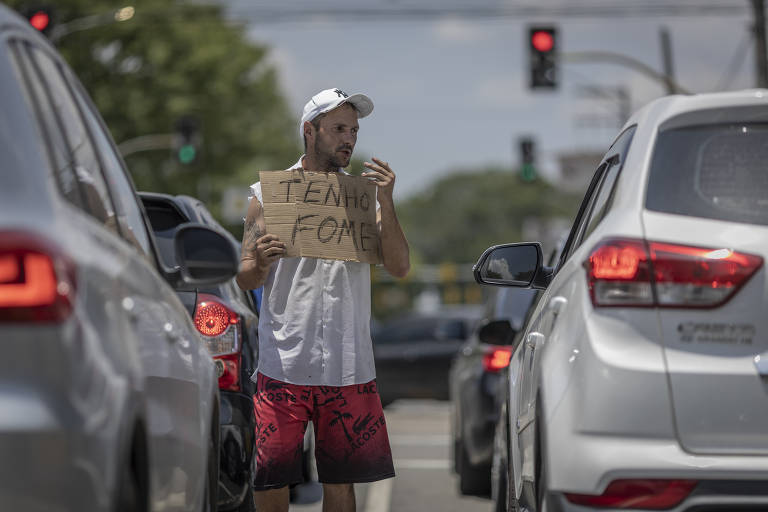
top-left (0, 6), bottom-right (239, 511)
top-left (476, 90), bottom-right (768, 511)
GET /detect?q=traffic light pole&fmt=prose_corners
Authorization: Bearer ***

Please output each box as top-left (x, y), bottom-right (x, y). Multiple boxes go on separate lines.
top-left (659, 27), bottom-right (677, 95)
top-left (563, 50), bottom-right (691, 94)
top-left (117, 133), bottom-right (174, 158)
top-left (48, 6), bottom-right (134, 43)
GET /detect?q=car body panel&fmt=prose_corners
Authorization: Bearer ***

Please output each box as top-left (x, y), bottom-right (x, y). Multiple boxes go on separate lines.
top-left (642, 211), bottom-right (768, 455)
top-left (0, 8), bottom-right (220, 510)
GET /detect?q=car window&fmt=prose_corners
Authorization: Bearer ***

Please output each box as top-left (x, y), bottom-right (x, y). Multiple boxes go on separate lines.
top-left (494, 287), bottom-right (537, 331)
top-left (561, 162), bottom-right (607, 264)
top-left (72, 83), bottom-right (151, 256)
top-left (10, 41), bottom-right (83, 208)
top-left (561, 126), bottom-right (637, 262)
top-left (25, 44), bottom-right (118, 232)
top-left (581, 156), bottom-right (621, 241)
top-left (435, 319), bottom-right (468, 340)
top-left (646, 123), bottom-right (768, 226)
top-left (142, 198), bottom-right (188, 268)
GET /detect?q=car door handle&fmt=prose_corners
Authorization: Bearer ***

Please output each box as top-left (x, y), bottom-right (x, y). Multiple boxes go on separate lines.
top-left (526, 332), bottom-right (544, 349)
top-left (547, 296), bottom-right (568, 315)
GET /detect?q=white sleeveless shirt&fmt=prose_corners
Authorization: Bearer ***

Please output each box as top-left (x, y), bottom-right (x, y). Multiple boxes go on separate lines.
top-left (248, 158), bottom-right (376, 386)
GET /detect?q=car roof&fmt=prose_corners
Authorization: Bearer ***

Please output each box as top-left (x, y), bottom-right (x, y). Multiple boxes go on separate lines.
top-left (598, 89), bottom-right (768, 232)
top-left (622, 89), bottom-right (768, 135)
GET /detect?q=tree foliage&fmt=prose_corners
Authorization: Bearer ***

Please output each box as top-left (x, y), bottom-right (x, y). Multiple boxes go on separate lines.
top-left (8, 0), bottom-right (301, 231)
top-left (397, 168), bottom-right (581, 264)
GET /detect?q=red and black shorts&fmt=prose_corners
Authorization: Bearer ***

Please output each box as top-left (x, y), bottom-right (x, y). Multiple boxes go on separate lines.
top-left (252, 373), bottom-right (395, 490)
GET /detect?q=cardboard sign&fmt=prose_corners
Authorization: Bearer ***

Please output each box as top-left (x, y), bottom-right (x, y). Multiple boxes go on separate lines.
top-left (259, 170), bottom-right (381, 263)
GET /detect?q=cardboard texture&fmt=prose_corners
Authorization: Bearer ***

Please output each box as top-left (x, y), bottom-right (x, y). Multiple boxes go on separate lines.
top-left (260, 170), bottom-right (381, 263)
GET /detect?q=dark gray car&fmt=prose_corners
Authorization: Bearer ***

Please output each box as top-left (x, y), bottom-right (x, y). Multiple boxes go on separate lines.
top-left (0, 6), bottom-right (238, 511)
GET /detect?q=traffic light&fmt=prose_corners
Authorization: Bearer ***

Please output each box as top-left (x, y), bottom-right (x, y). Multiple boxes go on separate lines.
top-left (21, 5), bottom-right (55, 36)
top-left (528, 26), bottom-right (558, 89)
top-left (174, 116), bottom-right (200, 165)
top-left (519, 137), bottom-right (536, 181)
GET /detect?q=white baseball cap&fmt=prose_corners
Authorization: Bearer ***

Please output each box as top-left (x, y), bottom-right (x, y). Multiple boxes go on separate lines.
top-left (299, 88), bottom-right (374, 138)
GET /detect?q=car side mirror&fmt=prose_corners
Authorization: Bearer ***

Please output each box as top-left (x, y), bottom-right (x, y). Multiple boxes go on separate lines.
top-left (478, 319), bottom-right (514, 346)
top-left (171, 223), bottom-right (239, 288)
top-left (473, 242), bottom-right (552, 289)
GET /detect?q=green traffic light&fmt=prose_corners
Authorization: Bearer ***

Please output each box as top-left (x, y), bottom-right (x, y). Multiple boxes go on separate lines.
top-left (521, 163), bottom-right (536, 182)
top-left (178, 144), bottom-right (196, 164)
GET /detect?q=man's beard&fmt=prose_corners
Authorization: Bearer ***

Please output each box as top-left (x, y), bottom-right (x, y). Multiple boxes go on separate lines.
top-left (314, 142), bottom-right (352, 169)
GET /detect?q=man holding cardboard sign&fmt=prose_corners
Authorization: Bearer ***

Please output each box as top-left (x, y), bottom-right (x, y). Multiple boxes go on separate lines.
top-left (236, 88), bottom-right (409, 512)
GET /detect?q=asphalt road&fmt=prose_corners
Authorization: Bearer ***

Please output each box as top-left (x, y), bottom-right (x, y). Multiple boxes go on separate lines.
top-left (292, 399), bottom-right (492, 512)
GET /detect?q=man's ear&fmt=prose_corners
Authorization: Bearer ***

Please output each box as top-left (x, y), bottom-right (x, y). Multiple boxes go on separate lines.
top-left (303, 120), bottom-right (313, 139)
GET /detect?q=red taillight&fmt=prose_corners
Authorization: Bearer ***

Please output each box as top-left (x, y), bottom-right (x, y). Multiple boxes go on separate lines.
top-left (587, 238), bottom-right (763, 308)
top-left (565, 479), bottom-right (697, 509)
top-left (194, 297), bottom-right (238, 338)
top-left (214, 353), bottom-right (241, 392)
top-left (482, 347), bottom-right (512, 372)
top-left (194, 293), bottom-right (241, 391)
top-left (0, 232), bottom-right (75, 323)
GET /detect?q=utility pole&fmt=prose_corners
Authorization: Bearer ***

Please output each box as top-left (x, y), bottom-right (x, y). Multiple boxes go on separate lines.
top-left (753, 0), bottom-right (768, 87)
top-left (659, 27), bottom-right (677, 94)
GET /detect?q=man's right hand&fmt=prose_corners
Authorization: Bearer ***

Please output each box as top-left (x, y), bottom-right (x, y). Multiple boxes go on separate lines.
top-left (252, 233), bottom-right (286, 269)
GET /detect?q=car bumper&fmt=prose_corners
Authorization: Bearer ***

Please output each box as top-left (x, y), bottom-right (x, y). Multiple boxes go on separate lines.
top-left (542, 310), bottom-right (768, 502)
top-left (217, 391), bottom-right (256, 510)
top-left (0, 396), bottom-right (117, 511)
top-left (547, 479), bottom-right (768, 512)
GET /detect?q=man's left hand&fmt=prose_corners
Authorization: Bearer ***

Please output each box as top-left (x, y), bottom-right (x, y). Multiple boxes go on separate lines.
top-left (362, 157), bottom-right (396, 201)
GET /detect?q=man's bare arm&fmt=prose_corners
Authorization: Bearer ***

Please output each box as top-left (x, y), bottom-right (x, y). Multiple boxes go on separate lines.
top-left (236, 196), bottom-right (285, 290)
top-left (363, 157), bottom-right (410, 278)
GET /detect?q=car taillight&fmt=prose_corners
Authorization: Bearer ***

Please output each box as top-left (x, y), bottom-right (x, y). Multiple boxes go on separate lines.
top-left (482, 347), bottom-right (512, 372)
top-left (194, 293), bottom-right (241, 391)
top-left (565, 479), bottom-right (697, 509)
top-left (587, 238), bottom-right (763, 308)
top-left (0, 231), bottom-right (75, 323)
top-left (214, 353), bottom-right (241, 392)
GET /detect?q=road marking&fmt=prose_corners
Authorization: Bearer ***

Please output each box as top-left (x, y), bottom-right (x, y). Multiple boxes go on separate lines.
top-left (363, 477), bottom-right (393, 512)
top-left (394, 459), bottom-right (451, 470)
top-left (389, 434), bottom-right (450, 446)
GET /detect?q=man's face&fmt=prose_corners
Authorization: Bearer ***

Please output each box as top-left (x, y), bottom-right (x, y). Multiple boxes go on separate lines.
top-left (310, 103), bottom-right (359, 169)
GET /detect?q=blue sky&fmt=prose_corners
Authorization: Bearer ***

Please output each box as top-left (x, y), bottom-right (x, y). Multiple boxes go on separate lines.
top-left (225, 1), bottom-right (756, 200)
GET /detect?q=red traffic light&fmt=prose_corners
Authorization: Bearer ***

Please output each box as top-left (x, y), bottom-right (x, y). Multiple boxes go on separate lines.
top-left (531, 30), bottom-right (554, 53)
top-left (28, 11), bottom-right (50, 32)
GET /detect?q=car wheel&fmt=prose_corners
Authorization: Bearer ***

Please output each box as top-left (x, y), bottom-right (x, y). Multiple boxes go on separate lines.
top-left (458, 441), bottom-right (490, 497)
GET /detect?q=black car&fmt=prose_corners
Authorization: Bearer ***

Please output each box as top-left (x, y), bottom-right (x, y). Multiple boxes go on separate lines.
top-left (449, 287), bottom-right (537, 497)
top-left (139, 192), bottom-right (260, 512)
top-left (373, 305), bottom-right (483, 406)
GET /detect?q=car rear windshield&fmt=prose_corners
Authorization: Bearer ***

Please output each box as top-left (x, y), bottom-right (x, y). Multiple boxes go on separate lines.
top-left (646, 123), bottom-right (768, 226)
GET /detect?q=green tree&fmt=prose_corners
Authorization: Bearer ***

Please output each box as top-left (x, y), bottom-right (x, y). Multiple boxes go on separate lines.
top-left (397, 167), bottom-right (581, 264)
top-left (8, 0), bottom-right (301, 234)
